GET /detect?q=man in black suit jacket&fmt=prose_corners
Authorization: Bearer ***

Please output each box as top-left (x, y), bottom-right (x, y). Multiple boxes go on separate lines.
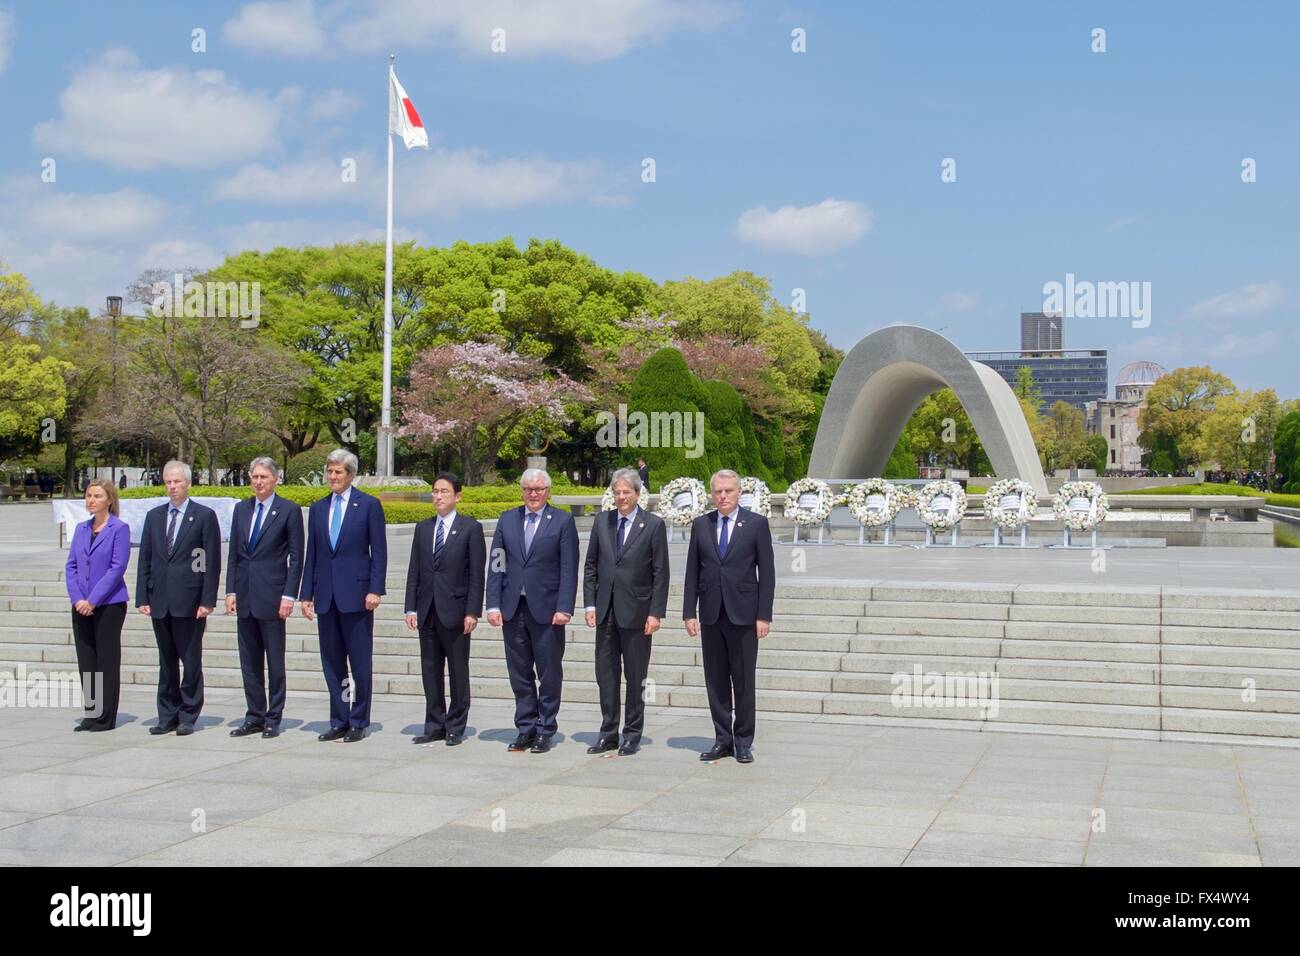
top-left (224, 456), bottom-right (303, 739)
top-left (404, 472), bottom-right (485, 747)
top-left (583, 468), bottom-right (669, 755)
top-left (637, 458), bottom-right (649, 490)
top-left (134, 460), bottom-right (221, 736)
top-left (682, 469), bottom-right (775, 764)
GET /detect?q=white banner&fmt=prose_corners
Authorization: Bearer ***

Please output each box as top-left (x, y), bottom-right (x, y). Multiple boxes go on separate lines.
top-left (53, 497), bottom-right (244, 545)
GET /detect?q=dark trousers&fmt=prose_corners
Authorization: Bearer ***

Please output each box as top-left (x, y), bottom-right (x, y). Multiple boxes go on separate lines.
top-left (594, 608), bottom-right (652, 744)
top-left (317, 607), bottom-right (373, 730)
top-left (419, 616), bottom-right (471, 735)
top-left (152, 614), bottom-right (206, 726)
top-left (236, 615), bottom-right (287, 727)
top-left (71, 602), bottom-right (124, 729)
top-left (700, 608), bottom-right (758, 749)
top-left (502, 596), bottom-right (565, 736)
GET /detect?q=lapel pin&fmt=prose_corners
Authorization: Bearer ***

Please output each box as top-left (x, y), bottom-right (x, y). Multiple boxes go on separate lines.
top-left (546, 514), bottom-right (552, 520)
top-left (451, 529), bottom-right (458, 535)
top-left (271, 510), bottom-right (278, 516)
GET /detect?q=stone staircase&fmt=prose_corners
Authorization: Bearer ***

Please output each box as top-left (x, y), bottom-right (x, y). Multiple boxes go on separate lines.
top-left (2, 569), bottom-right (1299, 745)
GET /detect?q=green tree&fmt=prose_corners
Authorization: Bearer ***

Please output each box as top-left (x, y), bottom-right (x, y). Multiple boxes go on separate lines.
top-left (1138, 366), bottom-right (1234, 470)
top-left (623, 348), bottom-right (711, 483)
top-left (0, 336), bottom-right (68, 455)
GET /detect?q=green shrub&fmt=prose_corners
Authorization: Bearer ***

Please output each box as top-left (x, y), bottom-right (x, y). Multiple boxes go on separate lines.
top-left (624, 348), bottom-right (711, 482)
top-left (284, 447), bottom-right (331, 484)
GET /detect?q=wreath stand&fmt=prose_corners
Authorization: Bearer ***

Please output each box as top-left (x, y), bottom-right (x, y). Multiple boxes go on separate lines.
top-left (983, 525), bottom-right (1033, 548)
top-left (923, 525), bottom-right (962, 547)
top-left (1049, 526), bottom-right (1107, 549)
top-left (667, 526), bottom-right (691, 543)
top-left (791, 521), bottom-right (831, 545)
top-left (849, 520), bottom-right (898, 546)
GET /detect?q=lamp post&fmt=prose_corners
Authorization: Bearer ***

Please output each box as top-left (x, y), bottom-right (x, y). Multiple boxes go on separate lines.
top-left (106, 296), bottom-right (122, 485)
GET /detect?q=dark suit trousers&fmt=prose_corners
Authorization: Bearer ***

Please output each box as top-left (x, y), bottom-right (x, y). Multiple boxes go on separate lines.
top-left (236, 616), bottom-right (287, 727)
top-left (152, 615), bottom-right (206, 726)
top-left (502, 596), bottom-right (565, 736)
top-left (71, 602), bottom-right (124, 729)
top-left (595, 608), bottom-right (652, 744)
top-left (419, 616), bottom-right (471, 735)
top-left (700, 608), bottom-right (758, 749)
top-left (317, 608), bottom-right (374, 730)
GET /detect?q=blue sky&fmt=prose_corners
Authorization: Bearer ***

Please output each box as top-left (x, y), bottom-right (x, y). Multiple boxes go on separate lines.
top-left (2, 0), bottom-right (1297, 396)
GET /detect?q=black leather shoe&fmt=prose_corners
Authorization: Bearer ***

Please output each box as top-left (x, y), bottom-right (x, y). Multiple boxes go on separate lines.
top-left (176, 724), bottom-right (195, 737)
top-left (413, 731), bottom-right (446, 744)
top-left (343, 727), bottom-right (369, 742)
top-left (618, 742), bottom-right (640, 756)
top-left (734, 746), bottom-right (754, 764)
top-left (445, 734), bottom-right (464, 746)
top-left (74, 719), bottom-right (92, 732)
top-left (149, 723), bottom-right (177, 736)
top-left (530, 735), bottom-right (553, 754)
top-left (586, 737), bottom-right (619, 755)
top-left (508, 733), bottom-right (536, 752)
top-left (699, 743), bottom-right (734, 761)
top-left (229, 723), bottom-right (265, 737)
top-left (87, 723), bottom-right (114, 732)
top-left (261, 726), bottom-right (280, 739)
top-left (318, 727), bottom-right (348, 741)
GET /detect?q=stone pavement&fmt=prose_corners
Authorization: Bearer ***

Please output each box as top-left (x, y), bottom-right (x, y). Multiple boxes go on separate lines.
top-left (1, 686), bottom-right (1298, 866)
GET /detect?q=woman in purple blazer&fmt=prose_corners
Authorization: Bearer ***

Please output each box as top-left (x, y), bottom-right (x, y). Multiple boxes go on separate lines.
top-left (65, 478), bottom-right (130, 731)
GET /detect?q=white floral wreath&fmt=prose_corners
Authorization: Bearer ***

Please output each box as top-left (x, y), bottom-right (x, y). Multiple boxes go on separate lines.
top-left (916, 479), bottom-right (967, 531)
top-left (655, 477), bottom-right (708, 528)
top-left (601, 480), bottom-right (649, 512)
top-left (983, 478), bottom-right (1039, 532)
top-left (737, 476), bottom-right (772, 517)
top-left (1053, 481), bottom-right (1108, 532)
top-left (783, 477), bottom-right (835, 528)
top-left (845, 478), bottom-right (904, 528)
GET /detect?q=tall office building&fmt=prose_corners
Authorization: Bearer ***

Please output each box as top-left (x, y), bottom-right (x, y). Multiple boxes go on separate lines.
top-left (965, 349), bottom-right (1108, 411)
top-left (1021, 312), bottom-right (1063, 352)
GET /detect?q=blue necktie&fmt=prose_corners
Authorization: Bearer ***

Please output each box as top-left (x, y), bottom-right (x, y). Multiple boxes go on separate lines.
top-left (617, 515), bottom-right (628, 551)
top-left (165, 507), bottom-right (179, 555)
top-left (249, 501), bottom-right (265, 550)
top-left (718, 514), bottom-right (730, 558)
top-left (433, 518), bottom-right (445, 561)
top-left (524, 511), bottom-right (539, 555)
top-left (329, 495), bottom-right (343, 549)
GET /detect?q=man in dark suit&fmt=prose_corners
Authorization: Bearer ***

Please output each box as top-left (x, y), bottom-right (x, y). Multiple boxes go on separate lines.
top-left (224, 456), bottom-right (304, 739)
top-left (404, 472), bottom-right (485, 747)
top-left (682, 469), bottom-right (775, 764)
top-left (135, 460), bottom-right (221, 736)
top-left (299, 449), bottom-right (387, 742)
top-left (583, 468), bottom-right (669, 756)
top-left (486, 468), bottom-right (578, 754)
top-left (637, 458), bottom-right (649, 490)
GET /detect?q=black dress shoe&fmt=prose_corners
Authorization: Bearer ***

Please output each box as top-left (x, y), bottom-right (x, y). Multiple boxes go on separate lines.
top-left (318, 727), bottom-right (349, 741)
top-left (734, 746), bottom-right (754, 764)
top-left (229, 723), bottom-right (265, 737)
top-left (445, 734), bottom-right (464, 746)
top-left (530, 735), bottom-right (553, 754)
top-left (87, 723), bottom-right (114, 733)
top-left (618, 742), bottom-right (640, 756)
top-left (261, 726), bottom-right (280, 739)
top-left (176, 724), bottom-right (195, 737)
top-left (149, 723), bottom-right (177, 736)
top-left (699, 743), bottom-right (734, 761)
top-left (508, 732), bottom-right (537, 752)
top-left (342, 727), bottom-right (368, 742)
top-left (586, 737), bottom-right (619, 755)
top-left (413, 731), bottom-right (446, 744)
top-left (74, 719), bottom-right (92, 732)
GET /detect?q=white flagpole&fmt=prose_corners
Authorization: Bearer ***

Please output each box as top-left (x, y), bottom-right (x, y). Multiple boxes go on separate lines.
top-left (379, 53), bottom-right (396, 478)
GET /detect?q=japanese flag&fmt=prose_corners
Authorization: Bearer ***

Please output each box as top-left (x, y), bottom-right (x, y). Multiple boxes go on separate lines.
top-left (388, 66), bottom-right (428, 150)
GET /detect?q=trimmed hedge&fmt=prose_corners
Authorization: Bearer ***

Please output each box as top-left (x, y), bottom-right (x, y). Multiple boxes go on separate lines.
top-left (120, 485), bottom-right (331, 506)
top-left (383, 501), bottom-right (573, 523)
top-left (1125, 483), bottom-right (1300, 508)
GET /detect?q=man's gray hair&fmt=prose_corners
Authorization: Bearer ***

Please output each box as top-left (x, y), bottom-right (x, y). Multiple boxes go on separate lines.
top-left (162, 459), bottom-right (191, 483)
top-left (248, 456), bottom-right (279, 478)
top-left (610, 468), bottom-right (642, 493)
top-left (520, 468), bottom-right (552, 489)
top-left (325, 448), bottom-right (359, 476)
top-left (710, 468), bottom-right (740, 489)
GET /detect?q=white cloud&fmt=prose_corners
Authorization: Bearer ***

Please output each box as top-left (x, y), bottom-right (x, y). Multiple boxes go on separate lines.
top-left (224, 0), bottom-right (326, 56)
top-left (218, 218), bottom-right (421, 252)
top-left (1204, 331), bottom-right (1283, 360)
top-left (213, 156), bottom-right (377, 204)
top-left (403, 149), bottom-right (606, 216)
top-left (735, 198), bottom-right (871, 256)
top-left (339, 0), bottom-right (732, 60)
top-left (0, 9), bottom-right (14, 73)
top-left (1186, 280), bottom-right (1287, 321)
top-left (1105, 215), bottom-right (1138, 233)
top-left (310, 88), bottom-right (361, 119)
top-left (25, 187), bottom-right (169, 240)
top-left (33, 48), bottom-right (281, 170)
top-left (938, 292), bottom-right (978, 313)
top-left (137, 239), bottom-right (223, 271)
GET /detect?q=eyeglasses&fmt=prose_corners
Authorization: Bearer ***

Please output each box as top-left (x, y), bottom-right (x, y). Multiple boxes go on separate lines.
top-left (523, 487), bottom-right (548, 494)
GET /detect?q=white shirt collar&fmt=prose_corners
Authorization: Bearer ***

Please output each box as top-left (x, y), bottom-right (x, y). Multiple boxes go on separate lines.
top-left (435, 509), bottom-right (456, 529)
top-left (333, 486), bottom-right (352, 508)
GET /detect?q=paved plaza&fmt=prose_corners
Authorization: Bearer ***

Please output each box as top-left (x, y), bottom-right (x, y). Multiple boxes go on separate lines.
top-left (1, 685), bottom-right (1299, 866)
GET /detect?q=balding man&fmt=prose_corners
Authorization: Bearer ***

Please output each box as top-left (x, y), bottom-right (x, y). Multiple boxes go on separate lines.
top-left (682, 469), bottom-right (775, 764)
